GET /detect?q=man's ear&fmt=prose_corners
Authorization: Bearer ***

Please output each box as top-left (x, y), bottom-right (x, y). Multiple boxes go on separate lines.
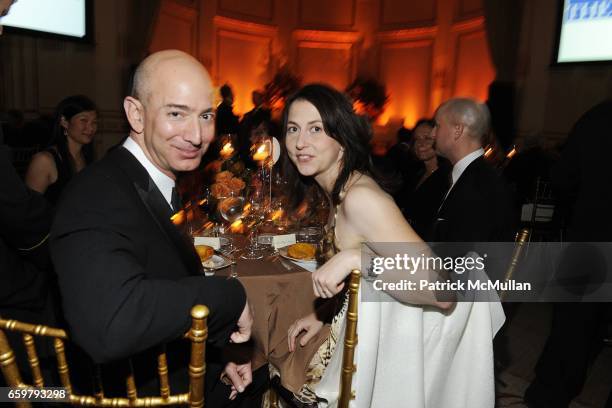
top-left (454, 124), bottom-right (464, 140)
top-left (124, 96), bottom-right (145, 134)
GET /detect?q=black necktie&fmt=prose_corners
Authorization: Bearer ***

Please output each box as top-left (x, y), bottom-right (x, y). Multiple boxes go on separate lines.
top-left (171, 187), bottom-right (181, 211)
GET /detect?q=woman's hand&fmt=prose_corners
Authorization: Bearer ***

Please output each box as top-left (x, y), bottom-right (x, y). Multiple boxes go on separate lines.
top-left (312, 249), bottom-right (360, 298)
top-left (287, 313), bottom-right (324, 352)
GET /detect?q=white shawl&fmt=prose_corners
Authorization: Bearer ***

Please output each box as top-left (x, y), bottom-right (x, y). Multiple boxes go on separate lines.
top-left (314, 274), bottom-right (505, 408)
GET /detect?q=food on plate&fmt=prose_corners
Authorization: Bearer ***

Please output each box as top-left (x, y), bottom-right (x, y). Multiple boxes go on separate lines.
top-left (195, 245), bottom-right (214, 262)
top-left (287, 242), bottom-right (316, 260)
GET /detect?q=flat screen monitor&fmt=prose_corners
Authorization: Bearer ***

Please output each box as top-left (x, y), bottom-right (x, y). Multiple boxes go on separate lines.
top-left (0, 0), bottom-right (92, 42)
top-left (554, 0), bottom-right (612, 64)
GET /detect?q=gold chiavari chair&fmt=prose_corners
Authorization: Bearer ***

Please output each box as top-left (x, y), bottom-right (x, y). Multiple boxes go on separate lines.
top-left (270, 269), bottom-right (361, 408)
top-left (269, 269), bottom-right (361, 408)
top-left (0, 305), bottom-right (209, 407)
top-left (338, 269), bottom-right (360, 408)
top-left (499, 229), bottom-right (531, 302)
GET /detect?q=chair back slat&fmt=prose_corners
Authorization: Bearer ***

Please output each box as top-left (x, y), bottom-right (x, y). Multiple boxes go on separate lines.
top-left (53, 338), bottom-right (73, 393)
top-left (22, 333), bottom-right (44, 387)
top-left (500, 228), bottom-right (531, 301)
top-left (0, 329), bottom-right (24, 386)
top-left (188, 305), bottom-right (209, 408)
top-left (338, 269), bottom-right (360, 408)
top-left (0, 305), bottom-right (208, 406)
top-left (126, 359), bottom-right (138, 401)
top-left (93, 364), bottom-right (105, 399)
top-left (158, 346), bottom-right (171, 398)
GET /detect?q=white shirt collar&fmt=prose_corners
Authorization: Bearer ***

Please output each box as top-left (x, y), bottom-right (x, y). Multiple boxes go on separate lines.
top-left (451, 148), bottom-right (484, 186)
top-left (122, 137), bottom-right (175, 208)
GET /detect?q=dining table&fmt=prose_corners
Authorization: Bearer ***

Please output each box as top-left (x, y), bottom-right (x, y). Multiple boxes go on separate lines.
top-left (212, 242), bottom-right (332, 392)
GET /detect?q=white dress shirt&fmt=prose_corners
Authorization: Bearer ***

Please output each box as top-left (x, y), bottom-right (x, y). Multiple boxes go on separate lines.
top-left (123, 137), bottom-right (175, 209)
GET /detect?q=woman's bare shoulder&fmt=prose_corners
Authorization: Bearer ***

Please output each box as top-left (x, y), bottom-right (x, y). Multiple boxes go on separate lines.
top-left (342, 175), bottom-right (398, 220)
top-left (29, 150), bottom-right (56, 168)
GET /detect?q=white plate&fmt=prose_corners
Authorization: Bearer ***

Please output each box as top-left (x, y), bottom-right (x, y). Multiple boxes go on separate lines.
top-left (278, 246), bottom-right (318, 269)
top-left (201, 254), bottom-right (231, 275)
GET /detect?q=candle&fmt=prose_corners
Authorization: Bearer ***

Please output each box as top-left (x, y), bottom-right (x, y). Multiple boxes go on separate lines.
top-left (252, 143), bottom-right (269, 161)
top-left (220, 142), bottom-right (234, 158)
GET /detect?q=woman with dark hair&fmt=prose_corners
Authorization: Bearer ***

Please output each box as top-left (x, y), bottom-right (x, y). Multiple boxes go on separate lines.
top-left (266, 84), bottom-right (509, 407)
top-left (395, 118), bottom-right (451, 237)
top-left (25, 95), bottom-right (97, 203)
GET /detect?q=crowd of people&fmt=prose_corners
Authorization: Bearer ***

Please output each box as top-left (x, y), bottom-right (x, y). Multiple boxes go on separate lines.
top-left (1, 1), bottom-right (611, 405)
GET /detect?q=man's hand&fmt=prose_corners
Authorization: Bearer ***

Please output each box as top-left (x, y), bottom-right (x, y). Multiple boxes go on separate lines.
top-left (287, 312), bottom-right (324, 352)
top-left (230, 302), bottom-right (253, 343)
top-left (312, 249), bottom-right (360, 298)
top-left (223, 361), bottom-right (253, 400)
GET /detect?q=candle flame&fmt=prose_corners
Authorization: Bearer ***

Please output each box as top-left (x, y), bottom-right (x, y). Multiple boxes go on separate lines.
top-left (220, 142), bottom-right (234, 158)
top-left (252, 143), bottom-right (269, 161)
top-left (506, 147), bottom-right (517, 159)
top-left (230, 219), bottom-right (244, 233)
top-left (270, 208), bottom-right (284, 222)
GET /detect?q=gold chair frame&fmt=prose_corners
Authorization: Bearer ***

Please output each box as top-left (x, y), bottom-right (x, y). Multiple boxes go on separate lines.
top-left (269, 269), bottom-right (361, 408)
top-left (500, 229), bottom-right (531, 301)
top-left (0, 305), bottom-right (209, 407)
top-left (338, 269), bottom-right (360, 408)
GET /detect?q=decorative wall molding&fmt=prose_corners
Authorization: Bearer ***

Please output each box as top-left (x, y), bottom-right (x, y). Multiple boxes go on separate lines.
top-left (292, 29), bottom-right (361, 44)
top-left (455, 0), bottom-right (484, 22)
top-left (376, 26), bottom-right (438, 42)
top-left (450, 25), bottom-right (493, 100)
top-left (213, 15), bottom-right (278, 37)
top-left (298, 0), bottom-right (356, 30)
top-left (451, 15), bottom-right (485, 33)
top-left (217, 0), bottom-right (274, 24)
top-left (150, 0), bottom-right (199, 55)
top-left (292, 29), bottom-right (361, 88)
top-left (379, 0), bottom-right (437, 30)
top-left (377, 39), bottom-right (434, 126)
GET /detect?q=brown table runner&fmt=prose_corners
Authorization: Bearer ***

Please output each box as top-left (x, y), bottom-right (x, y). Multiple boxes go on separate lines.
top-left (216, 256), bottom-right (330, 392)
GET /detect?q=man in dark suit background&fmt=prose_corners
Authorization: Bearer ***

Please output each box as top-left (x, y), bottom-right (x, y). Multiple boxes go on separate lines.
top-left (50, 50), bottom-right (262, 405)
top-left (524, 100), bottom-right (612, 408)
top-left (429, 97), bottom-right (515, 244)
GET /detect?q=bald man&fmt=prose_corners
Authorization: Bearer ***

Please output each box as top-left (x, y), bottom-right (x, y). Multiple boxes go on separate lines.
top-left (429, 98), bottom-right (515, 242)
top-left (0, 0), bottom-right (16, 36)
top-left (50, 50), bottom-right (264, 405)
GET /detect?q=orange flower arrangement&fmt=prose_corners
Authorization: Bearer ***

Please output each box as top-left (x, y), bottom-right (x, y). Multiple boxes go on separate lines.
top-left (211, 170), bottom-right (245, 198)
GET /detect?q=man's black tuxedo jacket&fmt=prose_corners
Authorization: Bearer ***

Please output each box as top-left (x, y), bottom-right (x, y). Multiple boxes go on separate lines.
top-left (431, 156), bottom-right (516, 243)
top-left (551, 99), bottom-right (612, 242)
top-left (0, 144), bottom-right (53, 318)
top-left (50, 146), bottom-right (246, 366)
